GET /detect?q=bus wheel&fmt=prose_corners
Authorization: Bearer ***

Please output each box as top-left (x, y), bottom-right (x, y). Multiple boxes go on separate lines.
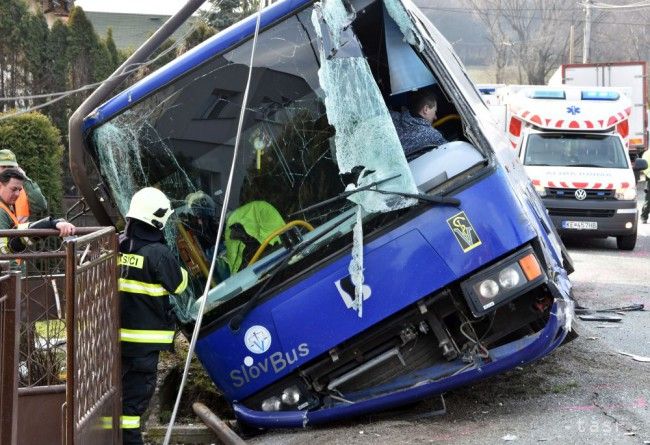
top-left (616, 232), bottom-right (637, 250)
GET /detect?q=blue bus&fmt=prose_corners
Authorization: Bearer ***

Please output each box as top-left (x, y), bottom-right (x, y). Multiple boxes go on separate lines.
top-left (70, 0), bottom-right (576, 428)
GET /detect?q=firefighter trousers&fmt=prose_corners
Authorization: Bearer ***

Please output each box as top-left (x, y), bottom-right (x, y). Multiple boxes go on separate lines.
top-left (122, 351), bottom-right (159, 445)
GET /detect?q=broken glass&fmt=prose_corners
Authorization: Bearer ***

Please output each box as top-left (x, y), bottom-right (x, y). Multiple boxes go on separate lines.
top-left (312, 0), bottom-right (418, 215)
top-left (88, 0), bottom-right (431, 320)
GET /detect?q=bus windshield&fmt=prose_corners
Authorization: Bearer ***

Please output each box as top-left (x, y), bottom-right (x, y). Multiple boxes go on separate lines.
top-left (87, 0), bottom-right (484, 317)
top-left (523, 133), bottom-right (629, 169)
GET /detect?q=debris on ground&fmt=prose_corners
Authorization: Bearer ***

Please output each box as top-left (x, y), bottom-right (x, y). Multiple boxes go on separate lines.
top-left (578, 314), bottom-right (622, 322)
top-left (574, 303), bottom-right (644, 314)
top-left (617, 351), bottom-right (650, 362)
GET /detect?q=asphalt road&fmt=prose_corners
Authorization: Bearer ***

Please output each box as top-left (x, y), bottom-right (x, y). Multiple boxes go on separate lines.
top-left (251, 191), bottom-right (650, 445)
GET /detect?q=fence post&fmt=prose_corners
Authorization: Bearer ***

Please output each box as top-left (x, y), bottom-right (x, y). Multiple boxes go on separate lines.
top-left (0, 262), bottom-right (22, 445)
top-left (65, 240), bottom-right (76, 445)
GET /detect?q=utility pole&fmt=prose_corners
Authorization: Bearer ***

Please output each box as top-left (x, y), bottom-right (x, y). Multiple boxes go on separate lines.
top-left (569, 25), bottom-right (574, 64)
top-left (582, 0), bottom-right (592, 63)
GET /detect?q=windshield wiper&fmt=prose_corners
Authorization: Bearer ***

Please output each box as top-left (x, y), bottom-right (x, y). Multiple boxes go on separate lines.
top-left (228, 210), bottom-right (357, 331)
top-left (371, 189), bottom-right (460, 206)
top-left (289, 174), bottom-right (400, 217)
top-left (571, 163), bottom-right (601, 167)
top-left (289, 173), bottom-right (460, 217)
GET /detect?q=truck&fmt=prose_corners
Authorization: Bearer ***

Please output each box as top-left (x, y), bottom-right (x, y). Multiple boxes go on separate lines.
top-left (69, 0), bottom-right (576, 429)
top-left (485, 84), bottom-right (648, 250)
top-left (548, 62), bottom-right (648, 160)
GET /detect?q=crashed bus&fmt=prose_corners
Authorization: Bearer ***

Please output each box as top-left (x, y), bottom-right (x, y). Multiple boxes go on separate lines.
top-left (70, 0), bottom-right (576, 428)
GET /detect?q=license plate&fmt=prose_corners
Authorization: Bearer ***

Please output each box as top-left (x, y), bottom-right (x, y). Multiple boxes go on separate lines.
top-left (561, 220), bottom-right (598, 230)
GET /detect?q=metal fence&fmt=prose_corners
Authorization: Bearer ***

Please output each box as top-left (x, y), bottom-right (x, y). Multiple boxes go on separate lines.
top-left (0, 264), bottom-right (21, 445)
top-left (65, 227), bottom-right (121, 444)
top-left (0, 227), bottom-right (120, 445)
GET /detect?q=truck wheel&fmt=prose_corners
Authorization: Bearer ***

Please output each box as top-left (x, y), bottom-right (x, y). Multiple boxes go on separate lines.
top-left (616, 232), bottom-right (637, 250)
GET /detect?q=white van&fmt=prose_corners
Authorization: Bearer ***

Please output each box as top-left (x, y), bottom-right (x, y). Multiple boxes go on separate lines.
top-left (494, 85), bottom-right (648, 250)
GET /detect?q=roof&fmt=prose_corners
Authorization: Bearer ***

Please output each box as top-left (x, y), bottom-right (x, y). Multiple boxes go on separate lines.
top-left (505, 86), bottom-right (632, 132)
top-left (85, 11), bottom-right (198, 50)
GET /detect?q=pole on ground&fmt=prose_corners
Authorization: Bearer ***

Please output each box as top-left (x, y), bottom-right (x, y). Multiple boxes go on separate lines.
top-left (192, 402), bottom-right (247, 445)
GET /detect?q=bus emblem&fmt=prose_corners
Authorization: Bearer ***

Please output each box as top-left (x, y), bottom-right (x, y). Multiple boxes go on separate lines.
top-left (244, 325), bottom-right (272, 354)
top-left (574, 189), bottom-right (587, 200)
top-left (447, 211), bottom-right (482, 253)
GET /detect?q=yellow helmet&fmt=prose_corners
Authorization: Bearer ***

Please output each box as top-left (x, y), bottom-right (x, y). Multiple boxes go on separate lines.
top-left (126, 187), bottom-right (173, 229)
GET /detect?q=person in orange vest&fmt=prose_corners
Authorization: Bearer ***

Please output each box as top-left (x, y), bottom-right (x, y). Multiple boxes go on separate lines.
top-left (0, 168), bottom-right (74, 258)
top-left (0, 149), bottom-right (48, 223)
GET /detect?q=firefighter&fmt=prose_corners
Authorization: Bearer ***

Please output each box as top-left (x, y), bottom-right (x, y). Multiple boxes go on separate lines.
top-left (119, 187), bottom-right (188, 445)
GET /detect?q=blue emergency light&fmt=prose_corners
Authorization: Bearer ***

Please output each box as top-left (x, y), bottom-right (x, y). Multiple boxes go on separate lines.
top-left (581, 90), bottom-right (620, 101)
top-left (528, 90), bottom-right (566, 100)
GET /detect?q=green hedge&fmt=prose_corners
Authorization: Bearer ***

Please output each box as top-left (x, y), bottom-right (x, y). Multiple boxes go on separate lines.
top-left (0, 111), bottom-right (64, 214)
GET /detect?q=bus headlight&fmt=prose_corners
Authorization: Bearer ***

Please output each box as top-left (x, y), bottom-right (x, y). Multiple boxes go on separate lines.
top-left (498, 267), bottom-right (521, 288)
top-left (615, 187), bottom-right (636, 200)
top-left (261, 396), bottom-right (282, 412)
top-left (478, 279), bottom-right (499, 299)
top-left (281, 386), bottom-right (302, 406)
top-left (461, 247), bottom-right (546, 316)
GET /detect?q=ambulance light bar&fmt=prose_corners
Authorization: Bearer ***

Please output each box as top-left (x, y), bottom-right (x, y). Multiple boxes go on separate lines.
top-left (527, 90), bottom-right (566, 100)
top-left (581, 90), bottom-right (620, 101)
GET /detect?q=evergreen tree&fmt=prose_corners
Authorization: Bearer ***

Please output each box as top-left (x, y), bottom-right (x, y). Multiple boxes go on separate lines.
top-left (178, 22), bottom-right (216, 55)
top-left (203, 0), bottom-right (260, 31)
top-left (45, 20), bottom-right (71, 134)
top-left (24, 12), bottom-right (50, 96)
top-left (105, 28), bottom-right (120, 68)
top-left (0, 0), bottom-right (31, 110)
top-left (66, 6), bottom-right (100, 111)
top-left (0, 111), bottom-right (64, 213)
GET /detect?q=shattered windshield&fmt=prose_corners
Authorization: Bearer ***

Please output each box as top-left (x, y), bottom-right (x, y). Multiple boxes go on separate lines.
top-left (88, 0), bottom-right (479, 319)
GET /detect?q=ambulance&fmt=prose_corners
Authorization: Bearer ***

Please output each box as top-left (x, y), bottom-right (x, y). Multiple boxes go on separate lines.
top-left (494, 85), bottom-right (647, 250)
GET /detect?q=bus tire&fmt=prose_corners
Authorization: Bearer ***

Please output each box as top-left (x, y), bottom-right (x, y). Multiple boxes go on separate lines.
top-left (616, 232), bottom-right (637, 250)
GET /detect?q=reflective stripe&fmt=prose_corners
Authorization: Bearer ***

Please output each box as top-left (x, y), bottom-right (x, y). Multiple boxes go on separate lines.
top-left (120, 328), bottom-right (174, 344)
top-left (118, 278), bottom-right (168, 297)
top-left (174, 268), bottom-right (189, 294)
top-left (100, 416), bottom-right (113, 430)
top-left (120, 415), bottom-right (140, 429)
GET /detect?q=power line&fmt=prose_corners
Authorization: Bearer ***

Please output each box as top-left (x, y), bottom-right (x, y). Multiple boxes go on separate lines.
top-left (0, 2), bottom-right (223, 120)
top-left (418, 5), bottom-right (650, 26)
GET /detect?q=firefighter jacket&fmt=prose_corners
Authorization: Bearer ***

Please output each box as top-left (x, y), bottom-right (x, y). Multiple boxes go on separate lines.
top-left (119, 220), bottom-right (188, 357)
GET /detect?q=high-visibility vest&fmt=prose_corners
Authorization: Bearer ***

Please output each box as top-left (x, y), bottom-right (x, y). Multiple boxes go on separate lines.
top-left (0, 201), bottom-right (22, 263)
top-left (0, 201), bottom-right (19, 228)
top-left (15, 190), bottom-right (29, 223)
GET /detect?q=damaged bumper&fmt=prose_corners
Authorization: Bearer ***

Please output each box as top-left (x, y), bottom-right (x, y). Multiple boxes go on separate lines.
top-left (233, 297), bottom-right (574, 428)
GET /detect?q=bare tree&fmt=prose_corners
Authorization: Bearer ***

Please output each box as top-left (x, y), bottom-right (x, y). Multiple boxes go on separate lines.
top-left (467, 0), bottom-right (580, 84)
top-left (466, 0), bottom-right (511, 82)
top-left (589, 4), bottom-right (650, 62)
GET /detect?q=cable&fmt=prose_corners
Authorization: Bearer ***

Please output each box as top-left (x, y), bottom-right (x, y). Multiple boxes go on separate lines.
top-left (0, 0), bottom-right (223, 119)
top-left (162, 0), bottom-right (266, 443)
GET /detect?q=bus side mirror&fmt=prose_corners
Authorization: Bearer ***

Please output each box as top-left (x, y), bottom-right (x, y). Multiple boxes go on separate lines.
top-left (633, 158), bottom-right (648, 171)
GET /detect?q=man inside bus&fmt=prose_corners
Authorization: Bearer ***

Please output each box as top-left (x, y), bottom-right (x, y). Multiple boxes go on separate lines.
top-left (390, 88), bottom-right (448, 157)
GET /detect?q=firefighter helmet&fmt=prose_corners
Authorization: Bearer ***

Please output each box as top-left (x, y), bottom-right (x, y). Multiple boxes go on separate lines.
top-left (126, 187), bottom-right (173, 229)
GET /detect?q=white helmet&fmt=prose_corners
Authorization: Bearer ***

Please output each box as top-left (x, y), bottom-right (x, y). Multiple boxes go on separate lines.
top-left (126, 187), bottom-right (173, 229)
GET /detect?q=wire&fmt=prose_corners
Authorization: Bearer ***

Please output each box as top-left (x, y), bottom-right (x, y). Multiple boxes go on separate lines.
top-left (162, 0), bottom-right (266, 443)
top-left (0, 0), bottom-right (223, 119)
top-left (417, 5), bottom-right (650, 27)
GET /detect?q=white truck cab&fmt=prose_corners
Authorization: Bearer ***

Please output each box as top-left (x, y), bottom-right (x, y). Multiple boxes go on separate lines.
top-left (490, 85), bottom-right (648, 250)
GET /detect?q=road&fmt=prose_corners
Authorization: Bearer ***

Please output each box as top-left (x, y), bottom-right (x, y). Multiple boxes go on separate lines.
top-left (251, 194), bottom-right (650, 445)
